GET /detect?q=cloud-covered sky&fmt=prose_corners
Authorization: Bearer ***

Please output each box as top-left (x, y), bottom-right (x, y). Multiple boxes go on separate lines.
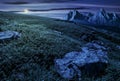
top-left (0, 0), bottom-right (120, 5)
top-left (0, 0), bottom-right (69, 2)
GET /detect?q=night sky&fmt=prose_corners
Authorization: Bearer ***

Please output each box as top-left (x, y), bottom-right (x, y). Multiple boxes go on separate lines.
top-left (0, 0), bottom-right (120, 19)
top-left (0, 0), bottom-right (120, 5)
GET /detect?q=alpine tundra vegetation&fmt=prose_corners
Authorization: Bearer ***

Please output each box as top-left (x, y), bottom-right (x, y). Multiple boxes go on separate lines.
top-left (0, 11), bottom-right (120, 81)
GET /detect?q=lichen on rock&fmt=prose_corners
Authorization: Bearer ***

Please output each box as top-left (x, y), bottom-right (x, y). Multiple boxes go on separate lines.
top-left (55, 41), bottom-right (109, 80)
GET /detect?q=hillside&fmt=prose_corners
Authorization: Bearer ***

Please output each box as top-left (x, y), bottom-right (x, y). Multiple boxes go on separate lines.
top-left (0, 12), bottom-right (120, 81)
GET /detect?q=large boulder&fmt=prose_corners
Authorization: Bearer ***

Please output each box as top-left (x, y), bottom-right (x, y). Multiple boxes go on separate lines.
top-left (55, 41), bottom-right (109, 80)
top-left (0, 31), bottom-right (21, 42)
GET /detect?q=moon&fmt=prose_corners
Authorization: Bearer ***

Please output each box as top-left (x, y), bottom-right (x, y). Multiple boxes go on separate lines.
top-left (24, 9), bottom-right (29, 14)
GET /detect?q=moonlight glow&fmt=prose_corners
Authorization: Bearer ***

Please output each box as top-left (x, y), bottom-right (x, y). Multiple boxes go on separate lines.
top-left (24, 9), bottom-right (29, 14)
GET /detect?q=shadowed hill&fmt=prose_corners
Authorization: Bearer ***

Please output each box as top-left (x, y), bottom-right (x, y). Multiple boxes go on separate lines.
top-left (0, 12), bottom-right (120, 81)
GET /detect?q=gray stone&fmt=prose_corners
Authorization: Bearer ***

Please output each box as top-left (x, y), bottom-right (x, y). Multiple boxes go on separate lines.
top-left (116, 45), bottom-right (120, 49)
top-left (80, 32), bottom-right (97, 42)
top-left (0, 31), bottom-right (21, 42)
top-left (55, 41), bottom-right (109, 80)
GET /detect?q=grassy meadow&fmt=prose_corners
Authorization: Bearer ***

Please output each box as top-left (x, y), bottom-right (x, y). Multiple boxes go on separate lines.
top-left (0, 12), bottom-right (120, 81)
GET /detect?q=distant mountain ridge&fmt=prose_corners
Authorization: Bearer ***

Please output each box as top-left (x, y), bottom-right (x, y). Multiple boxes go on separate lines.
top-left (88, 9), bottom-right (120, 26)
top-left (67, 9), bottom-right (120, 28)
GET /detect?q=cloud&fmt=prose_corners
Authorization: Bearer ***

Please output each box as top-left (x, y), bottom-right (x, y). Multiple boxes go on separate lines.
top-left (1, 0), bottom-right (120, 6)
top-left (0, 0), bottom-right (72, 3)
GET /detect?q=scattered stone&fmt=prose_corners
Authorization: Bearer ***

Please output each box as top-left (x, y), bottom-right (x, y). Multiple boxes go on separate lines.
top-left (0, 31), bottom-right (21, 42)
top-left (116, 45), bottom-right (120, 49)
top-left (0, 20), bottom-right (5, 25)
top-left (55, 41), bottom-right (109, 80)
top-left (80, 32), bottom-right (98, 42)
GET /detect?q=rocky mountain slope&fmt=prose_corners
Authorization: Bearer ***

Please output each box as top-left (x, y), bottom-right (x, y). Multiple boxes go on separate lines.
top-left (67, 9), bottom-right (120, 28)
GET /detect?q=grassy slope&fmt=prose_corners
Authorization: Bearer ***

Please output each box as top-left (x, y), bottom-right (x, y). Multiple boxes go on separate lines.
top-left (0, 12), bottom-right (120, 81)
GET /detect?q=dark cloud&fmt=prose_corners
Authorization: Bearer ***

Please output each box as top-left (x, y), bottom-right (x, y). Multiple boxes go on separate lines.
top-left (0, 0), bottom-right (71, 3)
top-left (0, 0), bottom-right (120, 5)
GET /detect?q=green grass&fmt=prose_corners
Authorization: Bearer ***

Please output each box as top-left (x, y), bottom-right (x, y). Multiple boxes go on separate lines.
top-left (0, 12), bottom-right (120, 81)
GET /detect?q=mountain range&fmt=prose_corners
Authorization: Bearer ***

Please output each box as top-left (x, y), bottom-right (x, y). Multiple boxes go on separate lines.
top-left (67, 9), bottom-right (120, 28)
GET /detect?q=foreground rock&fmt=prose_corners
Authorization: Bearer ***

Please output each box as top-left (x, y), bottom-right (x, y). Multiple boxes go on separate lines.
top-left (0, 31), bottom-right (21, 42)
top-left (55, 41), bottom-right (109, 80)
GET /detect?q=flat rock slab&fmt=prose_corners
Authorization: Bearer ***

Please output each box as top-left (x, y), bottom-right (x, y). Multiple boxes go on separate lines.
top-left (0, 31), bottom-right (21, 42)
